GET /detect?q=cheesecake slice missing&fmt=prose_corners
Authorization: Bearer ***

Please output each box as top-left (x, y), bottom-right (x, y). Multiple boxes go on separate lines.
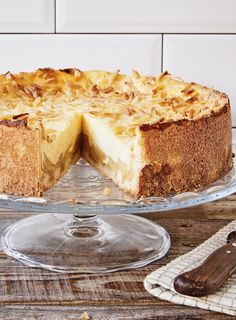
top-left (0, 69), bottom-right (232, 197)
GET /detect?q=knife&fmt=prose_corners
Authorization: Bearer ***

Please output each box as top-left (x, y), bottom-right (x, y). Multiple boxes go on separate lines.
top-left (174, 231), bottom-right (236, 297)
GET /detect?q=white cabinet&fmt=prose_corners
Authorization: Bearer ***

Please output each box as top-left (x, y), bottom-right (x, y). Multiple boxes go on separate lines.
top-left (56, 0), bottom-right (236, 33)
top-left (0, 0), bottom-right (54, 33)
top-left (163, 35), bottom-right (236, 126)
top-left (0, 35), bottom-right (162, 75)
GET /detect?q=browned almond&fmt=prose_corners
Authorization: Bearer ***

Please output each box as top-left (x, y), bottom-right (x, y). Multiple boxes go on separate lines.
top-left (186, 95), bottom-right (198, 103)
top-left (60, 68), bottom-right (74, 74)
top-left (131, 69), bottom-right (140, 79)
top-left (184, 89), bottom-right (195, 95)
top-left (129, 91), bottom-right (135, 101)
top-left (5, 71), bottom-right (14, 80)
top-left (13, 113), bottom-right (29, 120)
top-left (48, 88), bottom-right (62, 96)
top-left (100, 87), bottom-right (114, 94)
top-left (122, 92), bottom-right (129, 100)
top-left (127, 107), bottom-right (134, 116)
top-left (171, 103), bottom-right (187, 110)
top-left (32, 84), bottom-right (43, 97)
top-left (91, 84), bottom-right (99, 94)
top-left (23, 86), bottom-right (38, 98)
top-left (39, 68), bottom-right (56, 78)
top-left (159, 70), bottom-right (169, 80)
top-left (181, 84), bottom-right (195, 95)
top-left (110, 69), bottom-right (120, 84)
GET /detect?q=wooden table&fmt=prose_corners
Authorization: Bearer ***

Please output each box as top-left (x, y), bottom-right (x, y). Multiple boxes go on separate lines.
top-left (0, 195), bottom-right (236, 320)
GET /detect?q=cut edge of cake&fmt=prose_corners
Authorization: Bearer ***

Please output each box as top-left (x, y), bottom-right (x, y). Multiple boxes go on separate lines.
top-left (0, 113), bottom-right (82, 197)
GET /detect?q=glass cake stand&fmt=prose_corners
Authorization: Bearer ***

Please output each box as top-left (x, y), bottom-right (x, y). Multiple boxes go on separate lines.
top-left (1, 143), bottom-right (236, 273)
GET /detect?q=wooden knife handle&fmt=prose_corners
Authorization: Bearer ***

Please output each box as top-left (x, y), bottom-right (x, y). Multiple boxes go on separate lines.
top-left (174, 242), bottom-right (236, 297)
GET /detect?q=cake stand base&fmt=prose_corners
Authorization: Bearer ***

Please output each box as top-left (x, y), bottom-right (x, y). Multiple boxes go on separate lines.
top-left (1, 213), bottom-right (170, 273)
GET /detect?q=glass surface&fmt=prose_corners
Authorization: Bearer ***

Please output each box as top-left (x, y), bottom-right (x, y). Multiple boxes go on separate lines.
top-left (2, 143), bottom-right (235, 273)
top-left (0, 143), bottom-right (235, 215)
top-left (2, 213), bottom-right (170, 273)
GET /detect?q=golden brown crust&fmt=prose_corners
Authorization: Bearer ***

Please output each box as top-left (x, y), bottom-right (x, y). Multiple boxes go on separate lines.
top-left (0, 119), bottom-right (28, 128)
top-left (138, 103), bottom-right (233, 197)
top-left (0, 123), bottom-right (41, 196)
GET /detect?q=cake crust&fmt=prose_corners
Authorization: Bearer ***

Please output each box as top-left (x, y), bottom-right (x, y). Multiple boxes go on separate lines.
top-left (0, 121), bottom-right (41, 196)
top-left (138, 103), bottom-right (232, 197)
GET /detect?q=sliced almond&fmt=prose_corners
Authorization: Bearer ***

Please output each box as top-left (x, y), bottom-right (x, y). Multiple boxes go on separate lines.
top-left (100, 87), bottom-right (114, 94)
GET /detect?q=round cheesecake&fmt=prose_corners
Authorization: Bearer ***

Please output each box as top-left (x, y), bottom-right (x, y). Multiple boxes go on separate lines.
top-left (0, 68), bottom-right (232, 197)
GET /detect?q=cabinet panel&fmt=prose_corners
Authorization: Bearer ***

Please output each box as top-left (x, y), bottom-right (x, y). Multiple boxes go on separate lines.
top-left (57, 0), bottom-right (236, 33)
top-left (0, 35), bottom-right (162, 75)
top-left (164, 35), bottom-right (236, 126)
top-left (0, 0), bottom-right (54, 33)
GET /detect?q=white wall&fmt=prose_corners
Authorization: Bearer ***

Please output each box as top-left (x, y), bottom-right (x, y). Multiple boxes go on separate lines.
top-left (0, 0), bottom-right (235, 125)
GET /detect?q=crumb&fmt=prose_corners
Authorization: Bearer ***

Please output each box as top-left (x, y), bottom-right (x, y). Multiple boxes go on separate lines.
top-left (69, 197), bottom-right (77, 204)
top-left (103, 186), bottom-right (112, 196)
top-left (80, 312), bottom-right (92, 320)
top-left (182, 242), bottom-right (195, 247)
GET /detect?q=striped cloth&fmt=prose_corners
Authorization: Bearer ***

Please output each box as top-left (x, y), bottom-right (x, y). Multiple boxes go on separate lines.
top-left (144, 220), bottom-right (236, 316)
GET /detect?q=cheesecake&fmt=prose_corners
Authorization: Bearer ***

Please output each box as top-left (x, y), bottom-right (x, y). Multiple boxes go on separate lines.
top-left (0, 68), bottom-right (232, 197)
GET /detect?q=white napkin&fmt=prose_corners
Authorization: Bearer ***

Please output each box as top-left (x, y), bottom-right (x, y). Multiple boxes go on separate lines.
top-left (144, 220), bottom-right (236, 316)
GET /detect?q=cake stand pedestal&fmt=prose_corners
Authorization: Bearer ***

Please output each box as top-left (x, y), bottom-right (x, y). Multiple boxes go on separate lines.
top-left (2, 213), bottom-right (170, 273)
top-left (1, 147), bottom-right (236, 273)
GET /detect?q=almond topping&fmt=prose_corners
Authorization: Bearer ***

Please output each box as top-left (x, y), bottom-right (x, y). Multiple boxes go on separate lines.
top-left (159, 70), bottom-right (169, 80)
top-left (187, 95), bottom-right (198, 103)
top-left (127, 107), bottom-right (134, 116)
top-left (131, 69), bottom-right (140, 79)
top-left (160, 91), bottom-right (167, 99)
top-left (100, 87), bottom-right (114, 94)
top-left (129, 91), bottom-right (135, 101)
top-left (91, 85), bottom-right (99, 94)
top-left (123, 92), bottom-right (129, 100)
top-left (13, 113), bottom-right (29, 120)
top-left (23, 86), bottom-right (38, 99)
top-left (5, 72), bottom-right (14, 80)
top-left (109, 69), bottom-right (120, 84)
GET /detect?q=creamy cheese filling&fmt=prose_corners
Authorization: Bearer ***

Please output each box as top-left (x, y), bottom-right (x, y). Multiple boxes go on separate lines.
top-left (41, 112), bottom-right (81, 165)
top-left (39, 112), bottom-right (81, 189)
top-left (82, 114), bottom-right (146, 193)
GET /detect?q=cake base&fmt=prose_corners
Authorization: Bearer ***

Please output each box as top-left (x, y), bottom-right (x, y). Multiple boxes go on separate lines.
top-left (1, 213), bottom-right (170, 273)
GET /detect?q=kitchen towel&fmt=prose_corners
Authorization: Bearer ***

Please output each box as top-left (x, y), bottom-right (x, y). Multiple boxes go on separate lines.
top-left (144, 220), bottom-right (236, 316)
